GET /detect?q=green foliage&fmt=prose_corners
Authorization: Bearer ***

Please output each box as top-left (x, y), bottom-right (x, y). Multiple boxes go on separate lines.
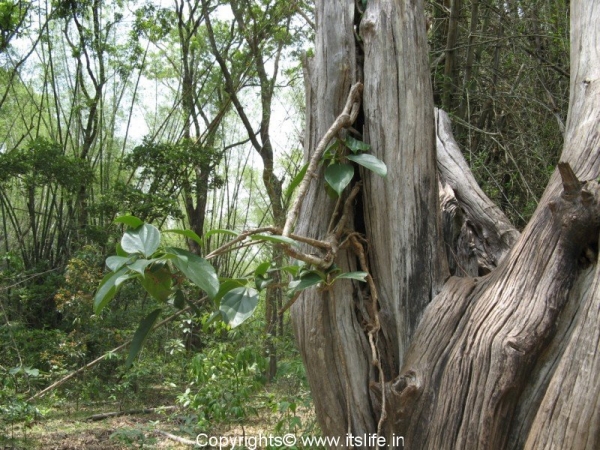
top-left (220, 287), bottom-right (259, 328)
top-left (93, 218), bottom-right (222, 365)
top-left (325, 163), bottom-right (354, 196)
top-left (0, 364), bottom-right (43, 441)
top-left (179, 342), bottom-right (267, 428)
top-left (320, 136), bottom-right (387, 197)
top-left (346, 154), bottom-right (387, 178)
top-left (0, 138), bottom-right (93, 192)
top-left (0, 0), bottom-right (29, 52)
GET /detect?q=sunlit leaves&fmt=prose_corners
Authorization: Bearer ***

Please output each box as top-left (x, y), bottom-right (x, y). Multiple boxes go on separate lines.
top-left (219, 287), bottom-right (259, 328)
top-left (114, 215), bottom-right (144, 229)
top-left (121, 223), bottom-right (161, 258)
top-left (163, 229), bottom-right (203, 247)
top-left (165, 247), bottom-right (219, 299)
top-left (319, 136), bottom-right (387, 197)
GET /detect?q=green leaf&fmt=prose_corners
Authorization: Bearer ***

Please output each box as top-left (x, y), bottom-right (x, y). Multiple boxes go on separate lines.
top-left (255, 274), bottom-right (272, 291)
top-left (250, 234), bottom-right (297, 246)
top-left (220, 287), bottom-right (259, 328)
top-left (140, 265), bottom-right (172, 302)
top-left (284, 163), bottom-right (308, 201)
top-left (213, 278), bottom-right (247, 306)
top-left (333, 271), bottom-right (369, 282)
top-left (163, 229), bottom-right (203, 247)
top-left (94, 268), bottom-right (134, 314)
top-left (106, 255), bottom-right (134, 272)
top-left (254, 261), bottom-right (272, 277)
top-left (121, 223), bottom-right (161, 258)
top-left (347, 154), bottom-right (388, 178)
top-left (288, 272), bottom-right (323, 295)
top-left (166, 247), bottom-right (219, 298)
top-left (127, 259), bottom-right (154, 276)
top-left (114, 215), bottom-right (144, 228)
top-left (24, 368), bottom-right (40, 377)
top-left (325, 163), bottom-right (354, 196)
top-left (344, 135), bottom-right (371, 153)
top-left (125, 308), bottom-right (162, 368)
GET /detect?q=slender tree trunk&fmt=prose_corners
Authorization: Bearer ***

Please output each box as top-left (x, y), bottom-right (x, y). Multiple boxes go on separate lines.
top-left (292, 0), bottom-right (600, 448)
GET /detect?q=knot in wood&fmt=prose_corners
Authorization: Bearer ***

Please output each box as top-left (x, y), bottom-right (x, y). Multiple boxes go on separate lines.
top-left (550, 163), bottom-right (600, 252)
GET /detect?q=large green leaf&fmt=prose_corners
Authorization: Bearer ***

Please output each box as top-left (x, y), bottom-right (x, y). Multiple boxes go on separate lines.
top-left (121, 223), bottom-right (161, 258)
top-left (114, 215), bottom-right (144, 228)
top-left (219, 287), bottom-right (259, 328)
top-left (94, 267), bottom-right (135, 314)
top-left (106, 255), bottom-right (135, 272)
top-left (166, 247), bottom-right (219, 298)
top-left (334, 271), bottom-right (368, 282)
top-left (347, 153), bottom-right (388, 178)
top-left (344, 135), bottom-right (371, 153)
top-left (288, 272), bottom-right (323, 295)
top-left (125, 308), bottom-right (162, 368)
top-left (325, 163), bottom-right (354, 196)
top-left (163, 229), bottom-right (203, 247)
top-left (140, 265), bottom-right (172, 302)
top-left (212, 278), bottom-right (246, 307)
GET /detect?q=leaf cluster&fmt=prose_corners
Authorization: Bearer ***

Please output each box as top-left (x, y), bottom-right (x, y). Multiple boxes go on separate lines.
top-left (322, 135), bottom-right (387, 197)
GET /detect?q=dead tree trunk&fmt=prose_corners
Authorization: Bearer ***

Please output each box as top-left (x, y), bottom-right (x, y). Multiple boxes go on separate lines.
top-left (292, 0), bottom-right (600, 448)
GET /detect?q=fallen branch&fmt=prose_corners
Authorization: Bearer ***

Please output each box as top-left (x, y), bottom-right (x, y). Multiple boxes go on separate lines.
top-left (27, 296), bottom-right (208, 402)
top-left (155, 430), bottom-right (197, 446)
top-left (85, 406), bottom-right (177, 421)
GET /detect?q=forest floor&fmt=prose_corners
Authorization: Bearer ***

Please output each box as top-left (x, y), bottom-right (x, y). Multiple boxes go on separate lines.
top-left (1, 386), bottom-right (317, 449)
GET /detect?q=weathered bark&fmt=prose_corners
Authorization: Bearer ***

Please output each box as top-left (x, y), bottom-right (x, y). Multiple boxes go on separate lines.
top-left (436, 108), bottom-right (520, 276)
top-left (391, 0), bottom-right (600, 447)
top-left (292, 0), bottom-right (600, 448)
top-left (291, 0), bottom-right (376, 438)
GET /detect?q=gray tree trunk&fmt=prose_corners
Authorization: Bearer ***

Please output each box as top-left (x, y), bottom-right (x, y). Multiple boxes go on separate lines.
top-left (292, 0), bottom-right (600, 448)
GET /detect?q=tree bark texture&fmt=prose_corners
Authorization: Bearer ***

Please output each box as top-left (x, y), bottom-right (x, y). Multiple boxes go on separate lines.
top-left (292, 0), bottom-right (600, 448)
top-left (292, 0), bottom-right (376, 438)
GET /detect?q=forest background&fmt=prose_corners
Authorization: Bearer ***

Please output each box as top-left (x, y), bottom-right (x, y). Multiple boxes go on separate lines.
top-left (0, 0), bottom-right (568, 447)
